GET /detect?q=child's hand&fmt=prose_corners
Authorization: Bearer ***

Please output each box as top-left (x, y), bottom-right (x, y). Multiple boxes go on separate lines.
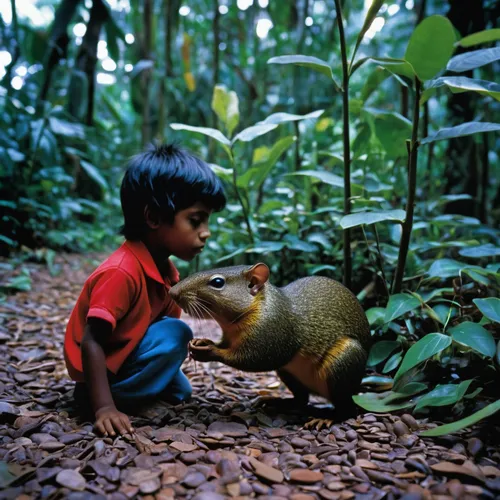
top-left (95, 405), bottom-right (134, 436)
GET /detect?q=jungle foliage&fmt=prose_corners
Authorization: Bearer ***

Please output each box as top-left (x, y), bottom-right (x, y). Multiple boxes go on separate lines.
top-left (0, 0), bottom-right (499, 432)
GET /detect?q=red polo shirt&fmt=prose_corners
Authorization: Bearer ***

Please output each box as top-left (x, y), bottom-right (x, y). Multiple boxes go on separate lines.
top-left (64, 240), bottom-right (181, 382)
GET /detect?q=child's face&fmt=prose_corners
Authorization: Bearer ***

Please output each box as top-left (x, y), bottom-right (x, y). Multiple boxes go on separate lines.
top-left (155, 202), bottom-right (213, 261)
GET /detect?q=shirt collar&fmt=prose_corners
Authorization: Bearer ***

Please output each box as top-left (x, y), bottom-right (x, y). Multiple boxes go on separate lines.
top-left (124, 240), bottom-right (180, 286)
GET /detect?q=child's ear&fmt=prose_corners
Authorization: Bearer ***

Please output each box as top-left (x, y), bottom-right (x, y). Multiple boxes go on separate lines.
top-left (144, 205), bottom-right (161, 229)
top-left (244, 263), bottom-right (269, 296)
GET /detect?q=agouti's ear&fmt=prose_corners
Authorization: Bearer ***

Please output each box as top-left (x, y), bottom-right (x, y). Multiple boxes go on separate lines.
top-left (245, 263), bottom-right (269, 296)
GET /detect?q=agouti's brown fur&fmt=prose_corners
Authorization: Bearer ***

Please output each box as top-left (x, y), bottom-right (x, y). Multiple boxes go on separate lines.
top-left (169, 263), bottom-right (371, 416)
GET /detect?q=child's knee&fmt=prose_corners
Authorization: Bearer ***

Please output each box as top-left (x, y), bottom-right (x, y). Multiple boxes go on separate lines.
top-left (147, 317), bottom-right (193, 350)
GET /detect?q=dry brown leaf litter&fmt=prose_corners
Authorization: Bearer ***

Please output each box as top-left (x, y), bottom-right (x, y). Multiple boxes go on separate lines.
top-left (0, 255), bottom-right (499, 499)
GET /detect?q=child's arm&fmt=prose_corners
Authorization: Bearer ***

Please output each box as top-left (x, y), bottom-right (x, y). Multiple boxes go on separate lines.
top-left (81, 318), bottom-right (134, 436)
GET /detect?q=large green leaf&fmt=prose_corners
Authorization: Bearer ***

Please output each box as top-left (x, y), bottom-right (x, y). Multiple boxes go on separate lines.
top-left (365, 108), bottom-right (412, 157)
top-left (459, 243), bottom-right (500, 258)
top-left (353, 391), bottom-right (415, 412)
top-left (251, 136), bottom-right (296, 190)
top-left (458, 29), bottom-right (500, 48)
top-left (423, 77), bottom-right (500, 103)
top-left (351, 0), bottom-right (385, 66)
top-left (420, 399), bottom-right (500, 437)
top-left (353, 57), bottom-right (415, 79)
top-left (473, 298), bottom-right (500, 323)
top-left (49, 117), bottom-right (85, 139)
top-left (211, 85), bottom-right (240, 138)
top-left (415, 380), bottom-right (474, 411)
top-left (267, 55), bottom-right (339, 88)
top-left (404, 15), bottom-right (456, 81)
top-left (259, 110), bottom-right (324, 125)
top-left (427, 258), bottom-right (466, 279)
top-left (394, 333), bottom-right (452, 384)
top-left (449, 321), bottom-right (496, 357)
top-left (286, 170), bottom-right (344, 188)
top-left (421, 122), bottom-right (500, 145)
top-left (447, 47), bottom-right (500, 73)
top-left (170, 123), bottom-right (231, 146)
top-left (384, 293), bottom-right (421, 324)
top-left (366, 307), bottom-right (385, 327)
top-left (339, 209), bottom-right (406, 229)
top-left (367, 341), bottom-right (400, 367)
top-left (79, 160), bottom-right (108, 191)
top-left (232, 124), bottom-right (278, 143)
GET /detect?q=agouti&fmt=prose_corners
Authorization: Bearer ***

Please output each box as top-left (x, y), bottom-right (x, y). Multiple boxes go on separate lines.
top-left (169, 263), bottom-right (371, 417)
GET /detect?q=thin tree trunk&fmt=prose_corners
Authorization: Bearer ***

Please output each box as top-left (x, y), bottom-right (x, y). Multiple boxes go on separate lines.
top-left (39, 0), bottom-right (80, 106)
top-left (443, 0), bottom-right (485, 216)
top-left (141, 0), bottom-right (153, 146)
top-left (1, 0), bottom-right (20, 94)
top-left (67, 0), bottom-right (108, 126)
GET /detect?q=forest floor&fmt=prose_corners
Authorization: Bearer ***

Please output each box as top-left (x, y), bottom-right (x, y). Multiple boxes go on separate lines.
top-left (0, 254), bottom-right (499, 500)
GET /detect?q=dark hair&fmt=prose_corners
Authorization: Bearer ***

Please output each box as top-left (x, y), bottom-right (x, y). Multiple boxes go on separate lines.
top-left (120, 143), bottom-right (226, 240)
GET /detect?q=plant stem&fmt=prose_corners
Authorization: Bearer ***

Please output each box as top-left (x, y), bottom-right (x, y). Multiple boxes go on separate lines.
top-left (333, 0), bottom-right (352, 289)
top-left (373, 224), bottom-right (390, 298)
top-left (231, 154), bottom-right (255, 244)
top-left (392, 78), bottom-right (422, 294)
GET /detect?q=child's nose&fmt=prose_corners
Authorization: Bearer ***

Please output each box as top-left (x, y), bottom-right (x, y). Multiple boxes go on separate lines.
top-left (200, 228), bottom-right (211, 240)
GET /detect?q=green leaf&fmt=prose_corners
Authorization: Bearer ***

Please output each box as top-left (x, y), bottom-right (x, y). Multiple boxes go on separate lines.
top-left (247, 241), bottom-right (286, 254)
top-left (130, 59), bottom-right (154, 78)
top-left (80, 160), bottom-right (108, 191)
top-left (49, 117), bottom-right (85, 139)
top-left (351, 0), bottom-right (385, 66)
top-left (286, 170), bottom-right (344, 188)
top-left (458, 29), bottom-right (500, 48)
top-left (383, 351), bottom-right (403, 373)
top-left (473, 298), bottom-right (500, 323)
top-left (361, 67), bottom-right (391, 102)
top-left (259, 110), bottom-right (324, 125)
top-left (356, 57), bottom-right (416, 79)
top-left (415, 380), bottom-right (474, 411)
top-left (365, 108), bottom-right (412, 157)
top-left (170, 124), bottom-right (232, 158)
top-left (427, 258), bottom-right (466, 279)
top-left (366, 307), bottom-right (386, 327)
top-left (394, 333), bottom-right (452, 384)
top-left (232, 123), bottom-right (278, 143)
top-left (447, 47), bottom-right (500, 73)
top-left (459, 243), bottom-right (500, 258)
top-left (211, 85), bottom-right (240, 138)
top-left (353, 392), bottom-right (415, 413)
top-left (404, 15), bottom-right (456, 81)
top-left (424, 77), bottom-right (500, 102)
top-left (267, 55), bottom-right (339, 88)
top-left (421, 122), bottom-right (500, 145)
top-left (367, 341), bottom-right (400, 367)
top-left (339, 209), bottom-right (406, 229)
top-left (420, 399), bottom-right (500, 437)
top-left (384, 293), bottom-right (421, 324)
top-left (251, 136), bottom-right (296, 190)
top-left (449, 321), bottom-right (496, 357)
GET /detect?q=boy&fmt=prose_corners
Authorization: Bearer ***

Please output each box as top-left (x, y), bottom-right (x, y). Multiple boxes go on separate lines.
top-left (64, 144), bottom-right (226, 437)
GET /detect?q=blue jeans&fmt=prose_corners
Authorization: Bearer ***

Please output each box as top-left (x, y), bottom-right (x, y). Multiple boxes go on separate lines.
top-left (109, 317), bottom-right (193, 404)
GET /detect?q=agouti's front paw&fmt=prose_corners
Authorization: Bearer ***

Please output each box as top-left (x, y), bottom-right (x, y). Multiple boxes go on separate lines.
top-left (189, 339), bottom-right (219, 362)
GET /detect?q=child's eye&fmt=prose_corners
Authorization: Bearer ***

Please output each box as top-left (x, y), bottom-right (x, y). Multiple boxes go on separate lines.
top-left (190, 218), bottom-right (201, 228)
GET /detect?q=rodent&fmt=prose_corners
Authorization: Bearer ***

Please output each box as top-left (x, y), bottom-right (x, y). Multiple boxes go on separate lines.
top-left (169, 263), bottom-right (371, 417)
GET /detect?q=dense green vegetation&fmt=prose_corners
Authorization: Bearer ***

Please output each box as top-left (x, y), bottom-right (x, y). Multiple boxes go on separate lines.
top-left (1, 0), bottom-right (499, 432)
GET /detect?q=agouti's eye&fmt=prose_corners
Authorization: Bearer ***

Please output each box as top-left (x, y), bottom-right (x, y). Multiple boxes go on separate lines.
top-left (209, 276), bottom-right (226, 289)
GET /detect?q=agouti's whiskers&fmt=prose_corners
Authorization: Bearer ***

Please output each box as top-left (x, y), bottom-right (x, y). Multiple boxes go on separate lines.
top-left (195, 299), bottom-right (216, 322)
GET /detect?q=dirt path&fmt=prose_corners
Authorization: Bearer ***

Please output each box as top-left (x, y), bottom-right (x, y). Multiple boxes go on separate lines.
top-left (0, 255), bottom-right (499, 499)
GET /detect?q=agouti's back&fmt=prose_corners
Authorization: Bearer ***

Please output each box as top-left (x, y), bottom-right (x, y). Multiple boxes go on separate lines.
top-left (281, 276), bottom-right (371, 357)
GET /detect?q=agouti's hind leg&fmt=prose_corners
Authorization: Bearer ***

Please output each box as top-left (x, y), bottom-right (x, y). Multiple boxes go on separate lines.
top-left (323, 337), bottom-right (368, 421)
top-left (253, 369), bottom-right (309, 409)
